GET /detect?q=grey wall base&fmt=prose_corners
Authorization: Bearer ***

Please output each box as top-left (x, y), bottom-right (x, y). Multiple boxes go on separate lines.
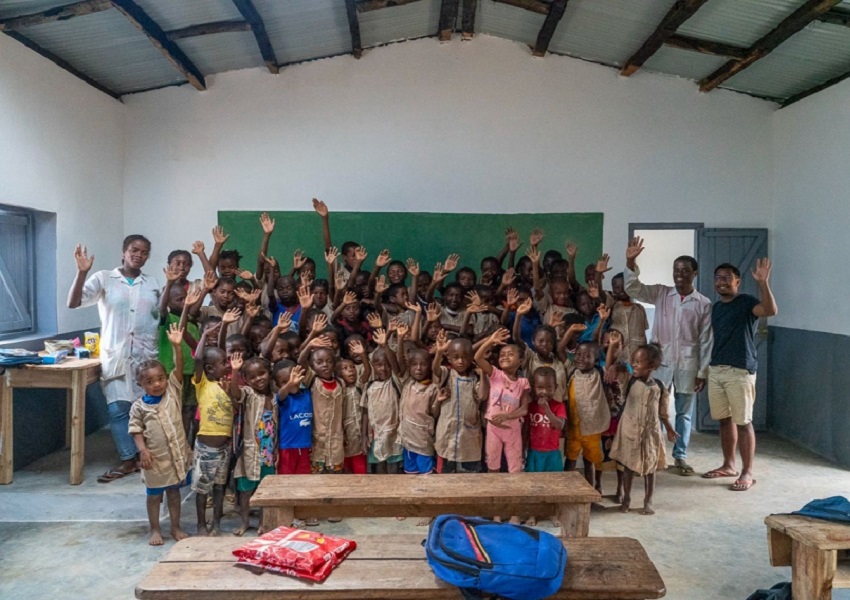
top-left (768, 326), bottom-right (850, 468)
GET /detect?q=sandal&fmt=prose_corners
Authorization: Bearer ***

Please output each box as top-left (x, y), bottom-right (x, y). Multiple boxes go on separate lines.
top-left (674, 459), bottom-right (695, 476)
top-left (305, 518), bottom-right (320, 527)
top-left (730, 479), bottom-right (756, 492)
top-left (96, 468), bottom-right (136, 483)
top-left (702, 468), bottom-right (739, 479)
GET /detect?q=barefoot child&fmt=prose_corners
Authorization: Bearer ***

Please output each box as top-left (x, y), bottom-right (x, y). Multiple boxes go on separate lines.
top-left (361, 328), bottom-right (404, 473)
top-left (129, 324), bottom-right (192, 546)
top-left (513, 298), bottom-right (568, 403)
top-left (230, 355), bottom-right (276, 536)
top-left (337, 340), bottom-right (371, 474)
top-left (191, 323), bottom-right (237, 536)
top-left (610, 344), bottom-right (678, 515)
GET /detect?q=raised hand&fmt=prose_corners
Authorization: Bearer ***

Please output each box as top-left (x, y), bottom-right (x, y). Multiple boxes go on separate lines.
top-left (222, 308), bottom-right (242, 325)
top-left (465, 290), bottom-right (482, 307)
top-left (354, 246), bottom-right (368, 263)
top-left (312, 334), bottom-right (333, 349)
top-left (375, 275), bottom-right (389, 295)
top-left (443, 253), bottom-right (460, 273)
top-left (516, 297), bottom-right (533, 315)
top-left (366, 312), bottom-right (383, 329)
top-left (432, 262), bottom-right (445, 283)
top-left (245, 302), bottom-right (260, 319)
top-left (406, 258), bottom-right (420, 277)
top-left (288, 365), bottom-right (306, 388)
top-left (530, 228), bottom-right (544, 247)
top-left (489, 327), bottom-right (511, 346)
top-left (312, 198), bottom-right (329, 218)
top-left (549, 311), bottom-right (565, 329)
top-left (751, 257), bottom-right (772, 283)
top-left (235, 287), bottom-right (261, 304)
top-left (230, 351), bottom-right (244, 371)
top-left (376, 249), bottom-right (391, 268)
top-left (405, 301), bottom-right (422, 314)
top-left (435, 329), bottom-right (449, 353)
top-left (426, 302), bottom-right (442, 322)
top-left (567, 323), bottom-right (588, 336)
top-left (507, 229), bottom-right (521, 253)
top-left (163, 263), bottom-right (182, 282)
top-left (373, 328), bottom-right (388, 346)
top-left (185, 287), bottom-right (203, 307)
top-left (526, 246), bottom-right (540, 265)
top-left (587, 280), bottom-right (600, 299)
top-left (212, 225), bottom-right (229, 245)
top-left (325, 246), bottom-right (339, 265)
top-left (387, 317), bottom-right (400, 334)
top-left (261, 252), bottom-right (278, 270)
top-left (334, 270), bottom-right (346, 290)
top-left (204, 321), bottom-right (221, 337)
top-left (596, 253), bottom-right (612, 275)
top-left (311, 312), bottom-right (328, 332)
top-left (191, 240), bottom-right (205, 256)
top-left (203, 270), bottom-right (218, 291)
top-left (437, 387), bottom-right (450, 403)
top-left (565, 241), bottom-right (578, 261)
top-left (597, 303), bottom-right (610, 322)
top-left (467, 302), bottom-right (489, 314)
top-left (397, 323), bottom-right (410, 340)
top-left (297, 284), bottom-right (313, 310)
top-left (260, 212), bottom-right (275, 235)
top-left (166, 323), bottom-right (184, 345)
top-left (74, 244), bottom-right (94, 272)
top-left (293, 249), bottom-right (306, 270)
top-left (501, 267), bottom-right (516, 287)
top-left (342, 290), bottom-right (358, 306)
top-left (349, 340), bottom-right (366, 356)
top-left (626, 237), bottom-right (644, 261)
top-left (505, 288), bottom-right (519, 309)
top-left (237, 269), bottom-right (253, 282)
top-left (608, 329), bottom-right (623, 349)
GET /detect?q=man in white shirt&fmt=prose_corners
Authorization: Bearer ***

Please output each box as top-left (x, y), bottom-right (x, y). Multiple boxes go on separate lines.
top-left (623, 237), bottom-right (713, 475)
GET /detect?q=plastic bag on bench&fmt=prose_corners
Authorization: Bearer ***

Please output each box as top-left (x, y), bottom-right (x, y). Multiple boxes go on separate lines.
top-left (425, 515), bottom-right (567, 600)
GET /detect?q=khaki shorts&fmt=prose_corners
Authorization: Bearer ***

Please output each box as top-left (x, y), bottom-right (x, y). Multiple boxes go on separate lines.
top-left (708, 365), bottom-right (756, 426)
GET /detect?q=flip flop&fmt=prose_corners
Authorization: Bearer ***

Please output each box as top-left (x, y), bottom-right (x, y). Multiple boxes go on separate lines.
top-left (702, 469), bottom-right (739, 479)
top-left (730, 479), bottom-right (756, 492)
top-left (96, 468), bottom-right (134, 483)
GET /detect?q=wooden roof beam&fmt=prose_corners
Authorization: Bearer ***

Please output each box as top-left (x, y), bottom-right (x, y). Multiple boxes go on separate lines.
top-left (461, 0), bottom-right (477, 40)
top-left (699, 0), bottom-right (842, 93)
top-left (438, 0), bottom-right (460, 41)
top-left (620, 0), bottom-right (710, 76)
top-left (343, 0), bottom-right (363, 58)
top-left (817, 7), bottom-right (850, 27)
top-left (110, 0), bottom-right (205, 90)
top-left (491, 0), bottom-right (549, 16)
top-left (357, 0), bottom-right (426, 12)
top-left (664, 34), bottom-right (748, 60)
top-left (532, 0), bottom-right (570, 57)
top-left (3, 30), bottom-right (120, 99)
top-left (165, 21), bottom-right (251, 41)
top-left (231, 0), bottom-right (279, 74)
top-left (0, 0), bottom-right (112, 31)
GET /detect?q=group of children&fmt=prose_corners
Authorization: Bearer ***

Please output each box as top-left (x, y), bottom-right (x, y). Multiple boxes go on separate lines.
top-left (131, 199), bottom-right (677, 545)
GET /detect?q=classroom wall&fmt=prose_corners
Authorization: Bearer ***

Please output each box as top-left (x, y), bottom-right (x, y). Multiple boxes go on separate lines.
top-left (122, 35), bottom-right (775, 278)
top-left (767, 81), bottom-right (850, 467)
top-left (0, 34), bottom-right (124, 469)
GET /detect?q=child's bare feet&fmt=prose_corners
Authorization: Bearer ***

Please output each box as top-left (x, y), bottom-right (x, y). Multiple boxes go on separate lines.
top-left (196, 524), bottom-right (209, 536)
top-left (548, 517), bottom-right (559, 527)
top-left (149, 530), bottom-right (164, 546)
top-left (171, 527), bottom-right (189, 542)
top-left (493, 516), bottom-right (502, 523)
top-left (526, 517), bottom-right (537, 526)
top-left (395, 516), bottom-right (407, 521)
top-left (641, 502), bottom-right (655, 516)
top-left (615, 491), bottom-right (624, 505)
top-left (257, 526), bottom-right (266, 536)
top-left (591, 502), bottom-right (606, 512)
top-left (508, 516), bottom-right (521, 525)
top-left (233, 524), bottom-right (248, 536)
top-left (619, 499), bottom-right (630, 513)
top-left (416, 518), bottom-right (432, 527)
top-left (209, 525), bottom-right (221, 537)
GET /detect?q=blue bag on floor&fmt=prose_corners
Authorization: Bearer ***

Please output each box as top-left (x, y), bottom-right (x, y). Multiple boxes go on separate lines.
top-left (425, 515), bottom-right (567, 600)
top-left (746, 581), bottom-right (792, 600)
top-left (792, 496), bottom-right (850, 523)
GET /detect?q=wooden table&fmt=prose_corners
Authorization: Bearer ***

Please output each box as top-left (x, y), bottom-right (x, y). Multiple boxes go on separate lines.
top-left (252, 472), bottom-right (601, 538)
top-left (0, 357), bottom-right (101, 485)
top-left (765, 514), bottom-right (850, 600)
top-left (136, 535), bottom-right (666, 599)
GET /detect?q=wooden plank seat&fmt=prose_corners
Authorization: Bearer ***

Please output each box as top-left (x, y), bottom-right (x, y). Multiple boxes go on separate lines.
top-left (251, 472), bottom-right (602, 538)
top-left (765, 514), bottom-right (850, 600)
top-left (135, 534), bottom-right (666, 599)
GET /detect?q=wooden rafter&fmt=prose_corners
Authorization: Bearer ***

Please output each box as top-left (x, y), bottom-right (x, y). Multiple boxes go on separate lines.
top-left (620, 0), bottom-right (709, 76)
top-left (782, 68), bottom-right (850, 107)
top-left (165, 21), bottom-right (251, 42)
top-left (110, 0), bottom-right (205, 90)
top-left (532, 0), bottom-right (570, 57)
top-left (0, 0), bottom-right (112, 31)
top-left (461, 0), bottom-right (477, 40)
top-left (664, 34), bottom-right (748, 60)
top-left (491, 0), bottom-right (549, 16)
top-left (699, 0), bottom-right (842, 93)
top-left (357, 0), bottom-right (425, 12)
top-left (817, 7), bottom-right (850, 26)
top-left (438, 0), bottom-right (460, 41)
top-left (231, 0), bottom-right (279, 74)
top-left (3, 31), bottom-right (120, 99)
top-left (343, 0), bottom-right (363, 58)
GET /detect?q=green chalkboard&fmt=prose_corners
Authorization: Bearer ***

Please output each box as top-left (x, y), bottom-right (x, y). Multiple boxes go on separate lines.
top-left (218, 211), bottom-right (604, 278)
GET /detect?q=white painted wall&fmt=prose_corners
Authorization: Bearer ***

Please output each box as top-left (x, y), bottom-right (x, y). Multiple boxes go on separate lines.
top-left (772, 84), bottom-right (850, 336)
top-left (122, 35), bottom-right (775, 282)
top-left (0, 34), bottom-right (125, 335)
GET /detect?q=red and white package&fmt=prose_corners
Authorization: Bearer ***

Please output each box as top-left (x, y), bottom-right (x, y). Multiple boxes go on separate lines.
top-left (232, 526), bottom-right (357, 582)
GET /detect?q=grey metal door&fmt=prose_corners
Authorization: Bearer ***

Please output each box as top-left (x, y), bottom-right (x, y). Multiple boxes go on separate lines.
top-left (696, 228), bottom-right (769, 432)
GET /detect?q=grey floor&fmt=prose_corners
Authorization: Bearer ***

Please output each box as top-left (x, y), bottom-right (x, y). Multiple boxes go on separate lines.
top-left (1, 428), bottom-right (850, 600)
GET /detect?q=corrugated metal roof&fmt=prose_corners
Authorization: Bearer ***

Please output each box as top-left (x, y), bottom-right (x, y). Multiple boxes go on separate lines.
top-left (677, 0), bottom-right (807, 48)
top-left (549, 0), bottom-right (679, 67)
top-left (17, 8), bottom-right (185, 94)
top-left (177, 30), bottom-right (261, 75)
top-left (133, 0), bottom-right (243, 32)
top-left (477, 0), bottom-right (546, 47)
top-left (643, 45), bottom-right (728, 82)
top-left (722, 20), bottom-right (850, 99)
top-left (0, 0), bottom-right (73, 19)
top-left (359, 0), bottom-right (440, 49)
top-left (253, 0), bottom-right (351, 65)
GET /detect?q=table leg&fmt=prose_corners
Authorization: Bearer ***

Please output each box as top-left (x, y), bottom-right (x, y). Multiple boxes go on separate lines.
top-left (0, 374), bottom-right (12, 484)
top-left (555, 503), bottom-right (590, 538)
top-left (65, 389), bottom-right (73, 449)
top-left (262, 507), bottom-right (295, 532)
top-left (69, 371), bottom-right (86, 485)
top-left (792, 540), bottom-right (836, 600)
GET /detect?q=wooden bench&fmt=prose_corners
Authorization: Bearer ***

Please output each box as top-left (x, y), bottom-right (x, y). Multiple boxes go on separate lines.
top-left (251, 472), bottom-right (601, 539)
top-left (765, 514), bottom-right (850, 600)
top-left (136, 534), bottom-right (666, 599)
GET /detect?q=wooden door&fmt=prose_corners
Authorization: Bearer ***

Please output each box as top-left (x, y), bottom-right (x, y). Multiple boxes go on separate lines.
top-left (696, 228), bottom-right (769, 432)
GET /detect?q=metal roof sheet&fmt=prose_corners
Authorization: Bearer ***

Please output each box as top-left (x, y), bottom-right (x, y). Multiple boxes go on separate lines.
top-left (252, 0), bottom-right (351, 65)
top-left (643, 45), bottom-right (728, 82)
top-left (177, 30), bottom-right (261, 75)
top-left (677, 0), bottom-right (807, 48)
top-left (477, 0), bottom-right (546, 47)
top-left (17, 8), bottom-right (185, 94)
top-left (359, 0), bottom-right (440, 48)
top-left (0, 1), bottom-right (74, 19)
top-left (133, 0), bottom-right (243, 32)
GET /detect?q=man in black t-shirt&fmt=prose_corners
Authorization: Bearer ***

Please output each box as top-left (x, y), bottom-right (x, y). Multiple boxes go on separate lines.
top-left (702, 259), bottom-right (777, 492)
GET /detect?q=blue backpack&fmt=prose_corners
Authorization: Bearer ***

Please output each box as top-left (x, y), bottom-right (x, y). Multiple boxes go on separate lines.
top-left (425, 515), bottom-right (567, 600)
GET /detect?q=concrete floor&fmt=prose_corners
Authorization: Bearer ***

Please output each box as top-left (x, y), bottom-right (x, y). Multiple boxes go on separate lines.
top-left (1, 428), bottom-right (850, 600)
